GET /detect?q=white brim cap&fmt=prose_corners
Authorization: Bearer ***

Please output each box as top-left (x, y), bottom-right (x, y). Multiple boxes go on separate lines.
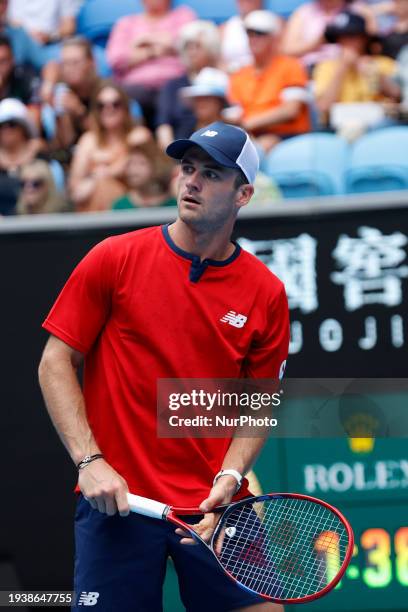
top-left (243, 10), bottom-right (281, 35)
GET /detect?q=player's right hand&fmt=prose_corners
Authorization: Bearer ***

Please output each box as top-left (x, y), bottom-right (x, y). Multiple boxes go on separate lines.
top-left (78, 459), bottom-right (130, 517)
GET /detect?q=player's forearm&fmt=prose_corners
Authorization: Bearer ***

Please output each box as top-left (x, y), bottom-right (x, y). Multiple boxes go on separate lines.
top-left (38, 355), bottom-right (100, 465)
top-left (221, 436), bottom-right (266, 477)
top-left (199, 437), bottom-right (267, 510)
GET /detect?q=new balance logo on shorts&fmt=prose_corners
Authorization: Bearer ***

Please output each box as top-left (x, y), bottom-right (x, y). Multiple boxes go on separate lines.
top-left (77, 592), bottom-right (99, 606)
top-left (220, 311), bottom-right (248, 328)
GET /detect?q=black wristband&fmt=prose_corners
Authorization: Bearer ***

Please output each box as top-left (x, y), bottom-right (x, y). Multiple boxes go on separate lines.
top-left (77, 453), bottom-right (104, 470)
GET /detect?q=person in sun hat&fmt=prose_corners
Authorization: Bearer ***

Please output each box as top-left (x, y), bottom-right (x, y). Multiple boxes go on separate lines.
top-left (0, 96), bottom-right (37, 137)
top-left (0, 97), bottom-right (43, 214)
top-left (39, 121), bottom-right (288, 611)
top-left (179, 67), bottom-right (230, 129)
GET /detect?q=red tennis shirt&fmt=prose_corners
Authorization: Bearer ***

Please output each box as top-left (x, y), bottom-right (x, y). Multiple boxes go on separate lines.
top-left (42, 225), bottom-right (289, 506)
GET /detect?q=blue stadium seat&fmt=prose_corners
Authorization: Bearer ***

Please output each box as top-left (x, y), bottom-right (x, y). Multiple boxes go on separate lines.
top-left (266, 0), bottom-right (304, 18)
top-left (262, 133), bottom-right (348, 199)
top-left (345, 127), bottom-right (408, 193)
top-left (172, 0), bottom-right (303, 22)
top-left (172, 0), bottom-right (236, 23)
top-left (77, 0), bottom-right (142, 45)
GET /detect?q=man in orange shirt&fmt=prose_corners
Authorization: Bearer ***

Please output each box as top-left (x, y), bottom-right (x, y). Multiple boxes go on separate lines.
top-left (229, 10), bottom-right (311, 152)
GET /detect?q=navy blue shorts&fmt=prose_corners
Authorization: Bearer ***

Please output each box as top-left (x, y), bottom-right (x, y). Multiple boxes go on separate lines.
top-left (73, 494), bottom-right (265, 612)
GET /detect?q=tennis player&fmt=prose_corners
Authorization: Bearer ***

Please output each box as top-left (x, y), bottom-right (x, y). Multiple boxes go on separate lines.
top-left (39, 121), bottom-right (289, 611)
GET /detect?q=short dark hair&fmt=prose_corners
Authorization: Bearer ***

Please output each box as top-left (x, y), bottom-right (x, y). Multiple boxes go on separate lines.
top-left (62, 36), bottom-right (93, 60)
top-left (0, 34), bottom-right (13, 53)
top-left (234, 169), bottom-right (249, 189)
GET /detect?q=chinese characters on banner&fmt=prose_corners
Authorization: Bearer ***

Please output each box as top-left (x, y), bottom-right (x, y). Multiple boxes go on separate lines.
top-left (238, 227), bottom-right (407, 357)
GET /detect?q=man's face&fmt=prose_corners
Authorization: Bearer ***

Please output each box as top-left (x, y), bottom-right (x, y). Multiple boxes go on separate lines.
top-left (177, 146), bottom-right (245, 231)
top-left (0, 44), bottom-right (13, 80)
top-left (183, 40), bottom-right (213, 73)
top-left (191, 96), bottom-right (224, 125)
top-left (247, 30), bottom-right (277, 60)
top-left (126, 152), bottom-right (153, 189)
top-left (339, 34), bottom-right (367, 55)
top-left (61, 45), bottom-right (94, 87)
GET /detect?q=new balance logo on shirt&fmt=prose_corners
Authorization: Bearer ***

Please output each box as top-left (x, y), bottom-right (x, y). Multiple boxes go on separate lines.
top-left (220, 311), bottom-right (248, 328)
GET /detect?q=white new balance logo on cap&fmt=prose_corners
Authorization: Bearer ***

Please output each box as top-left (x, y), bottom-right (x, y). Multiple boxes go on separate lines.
top-left (202, 130), bottom-right (218, 137)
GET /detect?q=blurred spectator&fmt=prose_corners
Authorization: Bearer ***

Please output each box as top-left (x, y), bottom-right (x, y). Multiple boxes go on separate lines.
top-left (381, 44), bottom-right (408, 116)
top-left (379, 0), bottom-right (408, 58)
top-left (16, 159), bottom-right (67, 214)
top-left (69, 81), bottom-right (151, 213)
top-left (112, 140), bottom-right (176, 210)
top-left (7, 0), bottom-right (80, 46)
top-left (46, 37), bottom-right (101, 152)
top-left (314, 11), bottom-right (395, 126)
top-left (394, 43), bottom-right (408, 108)
top-left (0, 97), bottom-right (41, 214)
top-left (229, 11), bottom-right (311, 152)
top-left (156, 20), bottom-right (220, 150)
top-left (281, 0), bottom-right (377, 71)
top-left (180, 67), bottom-right (229, 128)
top-left (220, 0), bottom-right (263, 72)
top-left (106, 0), bottom-right (196, 129)
top-left (250, 171), bottom-right (282, 204)
top-left (0, 34), bottom-right (39, 104)
top-left (0, 0), bottom-right (44, 71)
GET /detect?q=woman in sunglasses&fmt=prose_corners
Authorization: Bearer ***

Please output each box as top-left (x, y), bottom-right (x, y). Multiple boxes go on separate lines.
top-left (16, 159), bottom-right (67, 214)
top-left (69, 80), bottom-right (151, 212)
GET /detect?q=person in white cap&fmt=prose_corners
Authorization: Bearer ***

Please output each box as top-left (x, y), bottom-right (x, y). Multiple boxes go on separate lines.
top-left (0, 98), bottom-right (40, 169)
top-left (220, 0), bottom-right (264, 72)
top-left (0, 98), bottom-right (42, 214)
top-left (180, 67), bottom-right (230, 130)
top-left (39, 121), bottom-right (288, 611)
top-left (229, 9), bottom-right (311, 152)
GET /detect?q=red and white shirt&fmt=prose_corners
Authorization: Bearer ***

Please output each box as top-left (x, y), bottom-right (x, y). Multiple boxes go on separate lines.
top-left (42, 225), bottom-right (289, 506)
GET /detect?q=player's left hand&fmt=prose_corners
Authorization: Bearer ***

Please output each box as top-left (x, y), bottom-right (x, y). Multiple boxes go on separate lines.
top-left (176, 476), bottom-right (237, 545)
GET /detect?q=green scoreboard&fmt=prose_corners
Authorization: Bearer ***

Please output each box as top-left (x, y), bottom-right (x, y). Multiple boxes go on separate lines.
top-left (164, 436), bottom-right (408, 611)
top-left (257, 438), bottom-right (408, 611)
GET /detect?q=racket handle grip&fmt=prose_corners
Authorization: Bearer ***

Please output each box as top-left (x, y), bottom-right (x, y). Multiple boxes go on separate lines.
top-left (127, 493), bottom-right (168, 520)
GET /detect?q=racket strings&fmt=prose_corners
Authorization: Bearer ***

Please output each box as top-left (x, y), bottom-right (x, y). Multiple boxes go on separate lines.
top-left (214, 497), bottom-right (349, 600)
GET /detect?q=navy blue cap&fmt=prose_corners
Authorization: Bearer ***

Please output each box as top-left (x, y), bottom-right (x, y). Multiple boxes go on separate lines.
top-left (166, 121), bottom-right (259, 184)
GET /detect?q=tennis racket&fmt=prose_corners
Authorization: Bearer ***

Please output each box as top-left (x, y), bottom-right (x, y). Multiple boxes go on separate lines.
top-left (126, 492), bottom-right (353, 604)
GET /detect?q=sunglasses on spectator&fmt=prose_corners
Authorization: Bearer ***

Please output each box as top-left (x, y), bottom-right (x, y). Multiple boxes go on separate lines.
top-left (21, 178), bottom-right (45, 189)
top-left (246, 29), bottom-right (270, 36)
top-left (96, 99), bottom-right (123, 111)
top-left (0, 119), bottom-right (20, 129)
